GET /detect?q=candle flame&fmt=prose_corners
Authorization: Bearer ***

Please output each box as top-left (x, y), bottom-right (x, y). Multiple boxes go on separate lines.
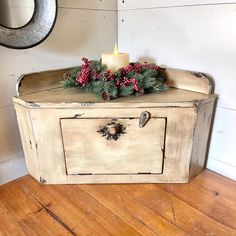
top-left (114, 43), bottom-right (119, 56)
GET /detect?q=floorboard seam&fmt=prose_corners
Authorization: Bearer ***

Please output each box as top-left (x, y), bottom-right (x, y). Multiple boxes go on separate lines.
top-left (79, 185), bottom-right (179, 236)
top-left (53, 185), bottom-right (117, 236)
top-left (28, 192), bottom-right (77, 236)
top-left (153, 184), bottom-right (236, 232)
top-left (74, 186), bottom-right (149, 236)
top-left (122, 184), bottom-right (189, 235)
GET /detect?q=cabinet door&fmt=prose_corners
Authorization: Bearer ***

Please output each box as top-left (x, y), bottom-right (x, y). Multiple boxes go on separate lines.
top-left (60, 116), bottom-right (166, 175)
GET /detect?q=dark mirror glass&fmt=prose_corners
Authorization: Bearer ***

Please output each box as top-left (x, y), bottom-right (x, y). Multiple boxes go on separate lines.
top-left (0, 0), bottom-right (35, 29)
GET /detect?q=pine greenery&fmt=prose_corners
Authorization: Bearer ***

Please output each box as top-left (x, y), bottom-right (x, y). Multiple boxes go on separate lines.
top-left (63, 58), bottom-right (168, 100)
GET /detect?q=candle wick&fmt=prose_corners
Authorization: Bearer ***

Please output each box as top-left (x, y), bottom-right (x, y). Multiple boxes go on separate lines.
top-left (114, 43), bottom-right (119, 56)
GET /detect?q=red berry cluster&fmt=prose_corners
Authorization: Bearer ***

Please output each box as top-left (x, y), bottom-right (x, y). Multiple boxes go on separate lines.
top-left (117, 63), bottom-right (160, 93)
top-left (102, 70), bottom-right (116, 81)
top-left (132, 78), bottom-right (139, 91)
top-left (116, 77), bottom-right (140, 92)
top-left (76, 57), bottom-right (91, 87)
top-left (144, 64), bottom-right (160, 71)
top-left (70, 58), bottom-right (163, 100)
top-left (119, 62), bottom-right (159, 76)
top-left (91, 71), bottom-right (100, 80)
top-left (120, 63), bottom-right (143, 75)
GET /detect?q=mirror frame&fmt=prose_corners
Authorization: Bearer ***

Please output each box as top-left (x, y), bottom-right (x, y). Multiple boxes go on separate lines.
top-left (0, 0), bottom-right (58, 49)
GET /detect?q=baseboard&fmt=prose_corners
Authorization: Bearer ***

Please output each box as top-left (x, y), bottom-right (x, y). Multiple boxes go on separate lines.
top-left (207, 157), bottom-right (236, 181)
top-left (0, 156), bottom-right (28, 185)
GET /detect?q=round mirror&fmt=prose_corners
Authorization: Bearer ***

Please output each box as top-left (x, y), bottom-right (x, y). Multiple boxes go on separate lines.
top-left (0, 0), bottom-right (57, 49)
top-left (0, 0), bottom-right (35, 29)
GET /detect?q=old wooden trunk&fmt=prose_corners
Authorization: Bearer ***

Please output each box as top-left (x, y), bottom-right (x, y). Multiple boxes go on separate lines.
top-left (12, 68), bottom-right (216, 184)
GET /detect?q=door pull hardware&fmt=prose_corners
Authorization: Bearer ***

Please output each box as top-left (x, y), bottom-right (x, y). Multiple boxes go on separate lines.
top-left (139, 111), bottom-right (151, 128)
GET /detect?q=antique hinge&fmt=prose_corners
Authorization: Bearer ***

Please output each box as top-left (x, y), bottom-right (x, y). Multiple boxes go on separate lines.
top-left (40, 177), bottom-right (47, 184)
top-left (27, 101), bottom-right (41, 108)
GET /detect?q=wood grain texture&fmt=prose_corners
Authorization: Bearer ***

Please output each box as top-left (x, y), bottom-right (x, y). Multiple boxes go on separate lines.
top-left (61, 117), bottom-right (165, 175)
top-left (16, 87), bottom-right (212, 107)
top-left (13, 67), bottom-right (216, 184)
top-left (12, 99), bottom-right (216, 184)
top-left (157, 172), bottom-right (236, 232)
top-left (23, 107), bottom-right (197, 183)
top-left (0, 170), bottom-right (235, 236)
top-left (16, 68), bottom-right (71, 96)
top-left (161, 68), bottom-right (212, 94)
top-left (17, 67), bottom-right (213, 98)
top-left (189, 100), bottom-right (216, 179)
top-left (14, 105), bottom-right (39, 181)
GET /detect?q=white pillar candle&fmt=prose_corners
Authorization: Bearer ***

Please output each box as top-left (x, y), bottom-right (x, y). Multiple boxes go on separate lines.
top-left (102, 44), bottom-right (129, 72)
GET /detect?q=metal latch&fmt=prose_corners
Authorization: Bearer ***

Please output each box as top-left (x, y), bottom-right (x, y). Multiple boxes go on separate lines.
top-left (139, 111), bottom-right (151, 128)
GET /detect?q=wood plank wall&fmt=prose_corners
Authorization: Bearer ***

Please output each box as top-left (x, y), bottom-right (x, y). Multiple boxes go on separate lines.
top-left (118, 0), bottom-right (236, 180)
top-left (0, 0), bottom-right (117, 184)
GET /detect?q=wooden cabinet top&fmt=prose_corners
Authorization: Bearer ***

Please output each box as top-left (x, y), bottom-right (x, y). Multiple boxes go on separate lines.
top-left (13, 67), bottom-right (216, 109)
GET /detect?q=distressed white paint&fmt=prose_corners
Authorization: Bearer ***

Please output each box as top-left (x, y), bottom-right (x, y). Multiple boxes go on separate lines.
top-left (0, 0), bottom-right (117, 183)
top-left (118, 2), bottom-right (236, 179)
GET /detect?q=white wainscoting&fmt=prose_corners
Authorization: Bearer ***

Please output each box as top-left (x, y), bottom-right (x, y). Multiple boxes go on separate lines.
top-left (0, 155), bottom-right (27, 185)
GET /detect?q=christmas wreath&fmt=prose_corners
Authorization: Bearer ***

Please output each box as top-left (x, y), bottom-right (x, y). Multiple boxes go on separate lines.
top-left (63, 57), bottom-right (168, 101)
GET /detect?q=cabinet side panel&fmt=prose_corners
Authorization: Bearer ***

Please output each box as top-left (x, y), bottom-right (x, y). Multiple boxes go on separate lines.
top-left (13, 104), bottom-right (40, 180)
top-left (30, 109), bottom-right (68, 184)
top-left (163, 108), bottom-right (197, 182)
top-left (189, 100), bottom-right (216, 179)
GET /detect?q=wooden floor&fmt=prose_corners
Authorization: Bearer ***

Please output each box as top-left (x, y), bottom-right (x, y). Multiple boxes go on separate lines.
top-left (0, 170), bottom-right (236, 236)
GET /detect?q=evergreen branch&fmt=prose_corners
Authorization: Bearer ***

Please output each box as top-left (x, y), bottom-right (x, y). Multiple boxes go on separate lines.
top-left (63, 58), bottom-right (168, 101)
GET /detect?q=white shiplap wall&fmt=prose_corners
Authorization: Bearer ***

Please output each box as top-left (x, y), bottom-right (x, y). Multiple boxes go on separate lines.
top-left (0, 0), bottom-right (117, 185)
top-left (118, 0), bottom-right (236, 180)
